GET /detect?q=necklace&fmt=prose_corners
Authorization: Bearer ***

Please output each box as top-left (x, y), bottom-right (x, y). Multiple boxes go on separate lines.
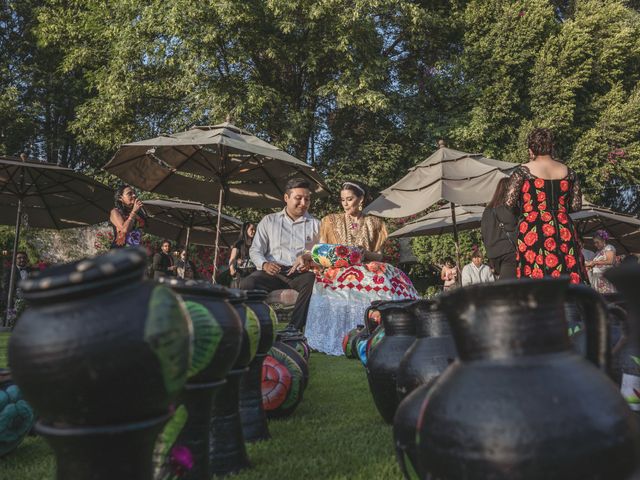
top-left (346, 213), bottom-right (362, 230)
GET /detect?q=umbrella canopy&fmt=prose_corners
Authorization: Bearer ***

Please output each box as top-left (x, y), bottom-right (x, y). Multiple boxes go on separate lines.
top-left (142, 199), bottom-right (243, 248)
top-left (573, 202), bottom-right (640, 254)
top-left (104, 122), bottom-right (329, 208)
top-left (365, 147), bottom-right (517, 218)
top-left (390, 205), bottom-right (486, 238)
top-left (0, 155), bottom-right (114, 323)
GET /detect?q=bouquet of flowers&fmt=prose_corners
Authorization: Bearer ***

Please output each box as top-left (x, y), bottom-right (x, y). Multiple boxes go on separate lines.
top-left (311, 243), bottom-right (363, 268)
top-left (382, 238), bottom-right (401, 265)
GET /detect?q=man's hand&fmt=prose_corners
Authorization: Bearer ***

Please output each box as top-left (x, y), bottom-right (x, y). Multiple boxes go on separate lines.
top-left (287, 253), bottom-right (312, 276)
top-left (262, 261), bottom-right (282, 276)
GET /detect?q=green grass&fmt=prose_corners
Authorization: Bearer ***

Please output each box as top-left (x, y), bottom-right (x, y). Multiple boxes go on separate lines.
top-left (1, 354), bottom-right (401, 480)
top-left (0, 332), bottom-right (8, 369)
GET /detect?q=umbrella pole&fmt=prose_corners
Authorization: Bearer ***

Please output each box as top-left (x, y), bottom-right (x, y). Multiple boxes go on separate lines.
top-left (5, 198), bottom-right (23, 326)
top-left (185, 226), bottom-right (191, 252)
top-left (212, 189), bottom-right (224, 284)
top-left (450, 202), bottom-right (462, 284)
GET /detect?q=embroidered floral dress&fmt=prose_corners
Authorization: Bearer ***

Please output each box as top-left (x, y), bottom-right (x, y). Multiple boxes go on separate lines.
top-left (304, 213), bottom-right (419, 355)
top-left (505, 165), bottom-right (586, 284)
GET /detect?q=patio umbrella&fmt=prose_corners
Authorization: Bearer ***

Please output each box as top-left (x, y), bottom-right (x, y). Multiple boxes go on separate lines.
top-left (366, 142), bottom-right (517, 272)
top-left (390, 205), bottom-right (486, 238)
top-left (104, 122), bottom-right (330, 279)
top-left (0, 156), bottom-right (113, 323)
top-left (142, 198), bottom-right (243, 249)
top-left (572, 202), bottom-right (640, 254)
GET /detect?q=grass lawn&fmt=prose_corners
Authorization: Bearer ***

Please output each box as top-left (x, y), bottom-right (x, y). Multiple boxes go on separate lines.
top-left (0, 332), bottom-right (8, 369)
top-left (1, 353), bottom-right (401, 480)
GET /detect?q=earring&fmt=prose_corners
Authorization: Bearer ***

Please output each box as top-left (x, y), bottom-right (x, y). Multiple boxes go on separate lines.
top-left (358, 203), bottom-right (363, 212)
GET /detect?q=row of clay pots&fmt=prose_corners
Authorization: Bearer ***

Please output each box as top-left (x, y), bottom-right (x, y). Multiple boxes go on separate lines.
top-left (7, 248), bottom-right (284, 480)
top-left (368, 276), bottom-right (640, 479)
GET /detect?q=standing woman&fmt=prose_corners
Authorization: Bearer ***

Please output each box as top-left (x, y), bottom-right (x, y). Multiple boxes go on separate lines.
top-left (504, 128), bottom-right (586, 283)
top-left (585, 230), bottom-right (617, 293)
top-left (229, 222), bottom-right (256, 288)
top-left (440, 257), bottom-right (458, 290)
top-left (109, 185), bottom-right (145, 248)
top-left (481, 177), bottom-right (518, 279)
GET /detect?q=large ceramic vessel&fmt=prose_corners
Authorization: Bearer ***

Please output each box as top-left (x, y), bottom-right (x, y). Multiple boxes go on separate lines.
top-left (0, 369), bottom-right (35, 457)
top-left (396, 299), bottom-right (456, 401)
top-left (261, 341), bottom-right (309, 418)
top-left (158, 278), bottom-right (242, 480)
top-left (366, 300), bottom-right (416, 424)
top-left (9, 248), bottom-right (191, 480)
top-left (415, 278), bottom-right (640, 480)
top-left (209, 289), bottom-right (261, 476)
top-left (239, 289), bottom-right (277, 442)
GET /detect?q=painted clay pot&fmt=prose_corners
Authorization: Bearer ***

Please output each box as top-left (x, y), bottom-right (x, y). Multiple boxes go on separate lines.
top-left (9, 248), bottom-right (190, 480)
top-left (262, 341), bottom-right (309, 418)
top-left (396, 299), bottom-right (456, 401)
top-left (157, 278), bottom-right (242, 480)
top-left (276, 330), bottom-right (310, 361)
top-left (239, 290), bottom-right (278, 443)
top-left (366, 300), bottom-right (416, 424)
top-left (606, 265), bottom-right (640, 414)
top-left (416, 279), bottom-right (640, 480)
top-left (343, 325), bottom-right (365, 359)
top-left (209, 289), bottom-right (261, 476)
top-left (0, 369), bottom-right (35, 457)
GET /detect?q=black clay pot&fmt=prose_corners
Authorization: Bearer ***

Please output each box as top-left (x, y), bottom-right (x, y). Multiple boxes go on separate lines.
top-left (9, 248), bottom-right (191, 480)
top-left (158, 278), bottom-right (242, 480)
top-left (366, 300), bottom-right (416, 424)
top-left (606, 265), bottom-right (640, 415)
top-left (393, 384), bottom-right (429, 480)
top-left (416, 278), bottom-right (640, 480)
top-left (396, 299), bottom-right (456, 401)
top-left (239, 290), bottom-right (277, 443)
top-left (209, 290), bottom-right (261, 476)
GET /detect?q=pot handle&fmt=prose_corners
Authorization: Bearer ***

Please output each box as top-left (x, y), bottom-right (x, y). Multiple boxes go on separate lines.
top-left (567, 284), bottom-right (610, 374)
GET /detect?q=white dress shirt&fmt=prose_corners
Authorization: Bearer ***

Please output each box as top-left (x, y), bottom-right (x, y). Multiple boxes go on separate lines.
top-left (250, 209), bottom-right (320, 269)
top-left (461, 262), bottom-right (495, 286)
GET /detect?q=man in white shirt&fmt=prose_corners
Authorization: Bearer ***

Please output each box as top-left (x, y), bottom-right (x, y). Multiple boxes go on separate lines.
top-left (242, 178), bottom-right (320, 332)
top-left (461, 250), bottom-right (495, 286)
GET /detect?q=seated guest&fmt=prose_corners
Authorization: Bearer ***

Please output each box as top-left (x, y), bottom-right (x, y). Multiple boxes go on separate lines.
top-left (153, 240), bottom-right (176, 280)
top-left (304, 181), bottom-right (419, 355)
top-left (241, 178), bottom-right (320, 333)
top-left (461, 249), bottom-right (495, 286)
top-left (229, 222), bottom-right (257, 288)
top-left (176, 249), bottom-right (198, 280)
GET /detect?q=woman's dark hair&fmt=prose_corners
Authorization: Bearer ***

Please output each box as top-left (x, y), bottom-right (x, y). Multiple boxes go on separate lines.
top-left (486, 177), bottom-right (510, 208)
top-left (114, 184), bottom-right (133, 211)
top-left (527, 128), bottom-right (555, 157)
top-left (340, 180), bottom-right (372, 206)
top-left (235, 222), bottom-right (255, 260)
top-left (443, 257), bottom-right (454, 266)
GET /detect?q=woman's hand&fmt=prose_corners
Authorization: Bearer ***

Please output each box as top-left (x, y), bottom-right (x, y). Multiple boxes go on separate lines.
top-left (131, 199), bottom-right (144, 214)
top-left (230, 265), bottom-right (236, 277)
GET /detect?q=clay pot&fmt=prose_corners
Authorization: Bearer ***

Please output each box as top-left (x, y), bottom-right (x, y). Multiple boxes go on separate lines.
top-left (393, 384), bottom-right (429, 479)
top-left (157, 278), bottom-right (242, 480)
top-left (415, 278), bottom-right (640, 480)
top-left (343, 325), bottom-right (366, 359)
top-left (276, 330), bottom-right (310, 361)
top-left (366, 300), bottom-right (416, 424)
top-left (239, 290), bottom-right (277, 443)
top-left (396, 299), bottom-right (456, 401)
top-left (261, 341), bottom-right (309, 418)
top-left (606, 265), bottom-right (640, 414)
top-left (0, 369), bottom-right (35, 457)
top-left (9, 248), bottom-right (191, 480)
top-left (209, 289), bottom-right (261, 476)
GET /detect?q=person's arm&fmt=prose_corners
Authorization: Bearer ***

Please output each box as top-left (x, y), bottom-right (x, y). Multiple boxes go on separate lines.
top-left (441, 266), bottom-right (448, 281)
top-left (229, 247), bottom-right (239, 277)
top-left (590, 246), bottom-right (616, 266)
top-left (152, 253), bottom-right (163, 272)
top-left (503, 167), bottom-right (526, 210)
top-left (568, 172), bottom-right (582, 213)
top-left (461, 265), bottom-right (471, 286)
top-left (110, 202), bottom-right (142, 235)
top-left (250, 217), bottom-right (280, 275)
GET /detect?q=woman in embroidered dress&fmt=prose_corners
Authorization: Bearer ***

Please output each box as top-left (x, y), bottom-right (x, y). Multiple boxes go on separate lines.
top-left (304, 181), bottom-right (419, 355)
top-left (109, 185), bottom-right (145, 249)
top-left (585, 230), bottom-right (617, 293)
top-left (504, 128), bottom-right (587, 283)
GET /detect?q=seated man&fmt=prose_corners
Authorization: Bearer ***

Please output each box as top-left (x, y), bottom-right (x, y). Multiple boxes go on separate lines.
top-left (461, 250), bottom-right (495, 286)
top-left (240, 178), bottom-right (320, 332)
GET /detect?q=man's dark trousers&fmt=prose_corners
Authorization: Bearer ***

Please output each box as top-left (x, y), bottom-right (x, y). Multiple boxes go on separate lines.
top-left (240, 268), bottom-right (315, 331)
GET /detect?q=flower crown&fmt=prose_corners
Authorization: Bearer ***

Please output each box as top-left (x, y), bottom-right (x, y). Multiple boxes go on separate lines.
top-left (595, 229), bottom-right (610, 241)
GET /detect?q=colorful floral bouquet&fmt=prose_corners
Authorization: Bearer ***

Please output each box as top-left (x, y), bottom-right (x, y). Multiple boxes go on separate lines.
top-left (311, 243), bottom-right (363, 268)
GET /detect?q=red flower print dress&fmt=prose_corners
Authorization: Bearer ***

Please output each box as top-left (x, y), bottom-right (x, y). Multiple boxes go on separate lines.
top-left (504, 165), bottom-right (587, 284)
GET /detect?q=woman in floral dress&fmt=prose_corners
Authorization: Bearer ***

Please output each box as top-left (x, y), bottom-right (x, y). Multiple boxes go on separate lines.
top-left (109, 184), bottom-right (145, 248)
top-left (304, 181), bottom-right (419, 355)
top-left (504, 128), bottom-right (587, 284)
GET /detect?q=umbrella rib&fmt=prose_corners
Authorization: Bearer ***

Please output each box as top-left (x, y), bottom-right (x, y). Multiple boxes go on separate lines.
top-left (256, 159), bottom-right (284, 196)
top-left (192, 147), bottom-right (223, 178)
top-left (37, 169), bottom-right (111, 216)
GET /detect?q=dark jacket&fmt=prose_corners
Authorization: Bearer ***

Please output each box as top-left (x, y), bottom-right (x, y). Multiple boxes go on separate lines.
top-left (481, 205), bottom-right (517, 259)
top-left (152, 252), bottom-right (175, 280)
top-left (2, 265), bottom-right (35, 301)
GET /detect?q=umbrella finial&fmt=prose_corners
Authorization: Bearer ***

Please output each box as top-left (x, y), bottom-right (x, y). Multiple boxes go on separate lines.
top-left (437, 139), bottom-right (446, 149)
top-left (19, 152), bottom-right (28, 162)
top-left (225, 113), bottom-right (234, 124)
